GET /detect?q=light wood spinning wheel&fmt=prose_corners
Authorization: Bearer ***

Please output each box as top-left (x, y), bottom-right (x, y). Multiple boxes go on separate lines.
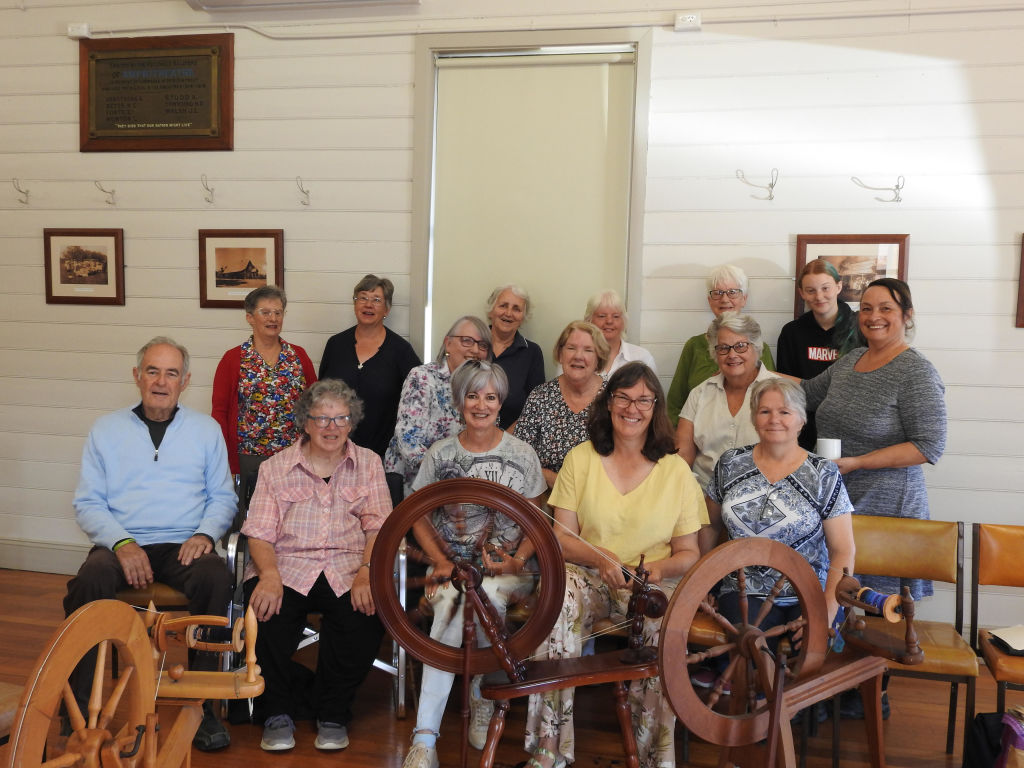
top-left (7, 600), bottom-right (157, 768)
top-left (659, 537), bottom-right (829, 750)
top-left (369, 477), bottom-right (565, 678)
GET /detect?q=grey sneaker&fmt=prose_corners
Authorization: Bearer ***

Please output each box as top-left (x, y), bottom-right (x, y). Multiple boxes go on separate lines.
top-left (314, 720), bottom-right (349, 750)
top-left (468, 692), bottom-right (494, 750)
top-left (403, 742), bottom-right (439, 768)
top-left (260, 714), bottom-right (295, 751)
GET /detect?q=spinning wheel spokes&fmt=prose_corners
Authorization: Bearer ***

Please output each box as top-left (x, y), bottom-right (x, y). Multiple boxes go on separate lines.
top-left (369, 478), bottom-right (565, 678)
top-left (659, 538), bottom-right (828, 747)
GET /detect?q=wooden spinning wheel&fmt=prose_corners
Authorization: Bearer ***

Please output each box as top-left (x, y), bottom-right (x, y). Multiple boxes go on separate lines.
top-left (8, 600), bottom-right (157, 768)
top-left (369, 477), bottom-right (565, 677)
top-left (658, 538), bottom-right (829, 749)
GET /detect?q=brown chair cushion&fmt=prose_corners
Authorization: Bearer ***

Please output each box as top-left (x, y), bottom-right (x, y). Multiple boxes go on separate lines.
top-left (851, 515), bottom-right (960, 584)
top-left (116, 583), bottom-right (189, 608)
top-left (860, 616), bottom-right (978, 677)
top-left (977, 525), bottom-right (1024, 588)
top-left (980, 631), bottom-right (1024, 684)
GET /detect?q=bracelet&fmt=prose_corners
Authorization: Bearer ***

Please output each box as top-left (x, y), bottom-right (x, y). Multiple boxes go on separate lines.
top-left (512, 553), bottom-right (527, 563)
top-left (113, 538), bottom-right (136, 552)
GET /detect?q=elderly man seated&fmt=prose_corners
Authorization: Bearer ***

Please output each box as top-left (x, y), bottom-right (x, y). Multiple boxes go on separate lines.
top-left (63, 336), bottom-right (237, 750)
top-left (242, 379), bottom-right (391, 752)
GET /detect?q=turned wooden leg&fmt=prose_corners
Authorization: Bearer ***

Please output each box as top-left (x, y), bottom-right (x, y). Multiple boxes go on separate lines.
top-left (860, 674), bottom-right (887, 768)
top-left (612, 680), bottom-right (640, 768)
top-left (478, 699), bottom-right (508, 768)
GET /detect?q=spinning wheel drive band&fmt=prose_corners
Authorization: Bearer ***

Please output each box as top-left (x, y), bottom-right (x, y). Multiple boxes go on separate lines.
top-left (8, 600), bottom-right (157, 768)
top-left (370, 477), bottom-right (565, 676)
top-left (658, 538), bottom-right (828, 747)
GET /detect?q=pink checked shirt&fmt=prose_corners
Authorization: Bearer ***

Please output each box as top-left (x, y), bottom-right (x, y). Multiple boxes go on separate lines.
top-left (241, 439), bottom-right (392, 597)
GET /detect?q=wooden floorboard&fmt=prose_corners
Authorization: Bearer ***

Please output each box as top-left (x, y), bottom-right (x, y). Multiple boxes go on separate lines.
top-left (1, 568), bottom-right (1020, 767)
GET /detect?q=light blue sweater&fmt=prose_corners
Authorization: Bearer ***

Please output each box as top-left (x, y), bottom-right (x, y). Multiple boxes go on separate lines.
top-left (74, 404), bottom-right (237, 549)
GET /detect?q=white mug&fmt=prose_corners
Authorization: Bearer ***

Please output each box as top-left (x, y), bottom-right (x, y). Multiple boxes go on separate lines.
top-left (815, 438), bottom-right (842, 460)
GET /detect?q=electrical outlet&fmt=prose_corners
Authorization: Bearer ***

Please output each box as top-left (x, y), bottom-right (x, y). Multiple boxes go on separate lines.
top-left (67, 23), bottom-right (91, 39)
top-left (674, 12), bottom-right (702, 31)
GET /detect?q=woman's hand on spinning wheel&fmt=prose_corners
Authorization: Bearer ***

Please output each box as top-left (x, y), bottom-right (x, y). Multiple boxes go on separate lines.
top-left (426, 558), bottom-right (455, 598)
top-left (596, 547), bottom-right (629, 590)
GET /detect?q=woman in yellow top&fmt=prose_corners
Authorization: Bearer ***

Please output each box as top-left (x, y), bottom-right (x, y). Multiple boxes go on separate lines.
top-left (523, 362), bottom-right (708, 768)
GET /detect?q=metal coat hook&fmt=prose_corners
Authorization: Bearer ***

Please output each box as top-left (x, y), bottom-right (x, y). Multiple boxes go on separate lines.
top-left (851, 175), bottom-right (904, 203)
top-left (736, 167), bottom-right (778, 201)
top-left (12, 178), bottom-right (29, 205)
top-left (201, 174), bottom-right (215, 204)
top-left (94, 180), bottom-right (116, 206)
top-left (295, 176), bottom-right (310, 206)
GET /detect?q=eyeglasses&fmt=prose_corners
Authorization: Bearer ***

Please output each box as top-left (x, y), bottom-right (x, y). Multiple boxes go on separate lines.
top-left (714, 341), bottom-right (753, 355)
top-left (610, 393), bottom-right (657, 411)
top-left (254, 309), bottom-right (284, 318)
top-left (308, 414), bottom-right (352, 428)
top-left (354, 295), bottom-right (385, 306)
top-left (708, 288), bottom-right (744, 299)
top-left (449, 335), bottom-right (491, 352)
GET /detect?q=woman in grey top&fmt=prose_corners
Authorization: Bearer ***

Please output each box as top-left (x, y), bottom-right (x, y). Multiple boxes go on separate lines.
top-left (802, 278), bottom-right (946, 600)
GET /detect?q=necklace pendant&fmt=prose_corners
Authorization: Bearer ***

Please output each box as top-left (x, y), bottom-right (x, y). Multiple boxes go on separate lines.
top-left (357, 362), bottom-right (363, 370)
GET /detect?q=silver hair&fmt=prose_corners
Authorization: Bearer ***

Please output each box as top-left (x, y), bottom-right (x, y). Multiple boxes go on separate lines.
top-left (706, 311), bottom-right (764, 359)
top-left (244, 285), bottom-right (287, 314)
top-left (486, 284), bottom-right (531, 320)
top-left (294, 379), bottom-right (364, 441)
top-left (749, 378), bottom-right (807, 427)
top-left (136, 336), bottom-right (190, 376)
top-left (435, 315), bottom-right (492, 365)
top-left (450, 359), bottom-right (509, 414)
top-left (706, 264), bottom-right (749, 294)
top-left (584, 289), bottom-right (629, 339)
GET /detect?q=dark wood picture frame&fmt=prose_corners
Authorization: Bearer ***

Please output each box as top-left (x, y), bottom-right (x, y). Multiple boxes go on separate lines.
top-left (1017, 237), bottom-right (1024, 328)
top-left (79, 33), bottom-right (233, 152)
top-left (44, 228), bottom-right (125, 305)
top-left (199, 229), bottom-right (284, 309)
top-left (794, 234), bottom-right (909, 318)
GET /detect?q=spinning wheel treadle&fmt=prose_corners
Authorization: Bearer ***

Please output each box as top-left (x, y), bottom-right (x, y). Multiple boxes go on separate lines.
top-left (659, 538), bottom-right (829, 747)
top-left (369, 477), bottom-right (565, 677)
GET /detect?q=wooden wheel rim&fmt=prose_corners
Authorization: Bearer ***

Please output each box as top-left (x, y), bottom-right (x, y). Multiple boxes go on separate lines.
top-left (369, 477), bottom-right (565, 675)
top-left (658, 538), bottom-right (828, 746)
top-left (8, 599), bottom-right (157, 768)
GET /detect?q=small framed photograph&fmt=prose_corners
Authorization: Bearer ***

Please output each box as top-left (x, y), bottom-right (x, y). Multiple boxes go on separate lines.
top-left (199, 229), bottom-right (284, 308)
top-left (794, 234), bottom-right (909, 318)
top-left (44, 228), bottom-right (125, 305)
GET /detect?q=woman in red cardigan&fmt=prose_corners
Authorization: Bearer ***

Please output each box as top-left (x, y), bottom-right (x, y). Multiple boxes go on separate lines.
top-left (212, 285), bottom-right (316, 505)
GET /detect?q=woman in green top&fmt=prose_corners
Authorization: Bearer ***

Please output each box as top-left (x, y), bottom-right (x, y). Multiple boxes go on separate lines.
top-left (666, 264), bottom-right (775, 427)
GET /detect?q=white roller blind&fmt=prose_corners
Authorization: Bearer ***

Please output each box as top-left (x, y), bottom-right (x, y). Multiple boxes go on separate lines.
top-left (429, 49), bottom-right (636, 371)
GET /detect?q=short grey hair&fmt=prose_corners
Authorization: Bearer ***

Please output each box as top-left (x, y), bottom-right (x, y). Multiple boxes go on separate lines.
top-left (451, 359), bottom-right (509, 414)
top-left (137, 336), bottom-right (190, 376)
top-left (294, 379), bottom-right (364, 441)
top-left (486, 284), bottom-right (531, 320)
top-left (584, 289), bottom-right (628, 332)
top-left (706, 264), bottom-right (749, 294)
top-left (749, 378), bottom-right (807, 426)
top-left (706, 311), bottom-right (764, 359)
top-left (244, 285), bottom-right (286, 314)
top-left (435, 315), bottom-right (492, 365)
top-left (353, 274), bottom-right (395, 309)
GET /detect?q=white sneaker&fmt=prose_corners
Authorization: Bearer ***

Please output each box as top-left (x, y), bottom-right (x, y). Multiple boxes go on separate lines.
top-left (403, 742), bottom-right (439, 768)
top-left (469, 694), bottom-right (494, 750)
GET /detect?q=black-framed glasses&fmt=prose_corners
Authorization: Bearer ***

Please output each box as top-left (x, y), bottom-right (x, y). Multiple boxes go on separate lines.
top-left (708, 288), bottom-right (744, 299)
top-left (354, 294), bottom-right (385, 305)
top-left (449, 335), bottom-right (491, 352)
top-left (714, 341), bottom-right (753, 356)
top-left (309, 414), bottom-right (352, 428)
top-left (610, 393), bottom-right (657, 411)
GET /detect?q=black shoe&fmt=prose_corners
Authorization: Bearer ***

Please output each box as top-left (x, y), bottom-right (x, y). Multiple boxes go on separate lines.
top-left (837, 688), bottom-right (890, 720)
top-left (790, 703), bottom-right (830, 725)
top-left (193, 703), bottom-right (231, 751)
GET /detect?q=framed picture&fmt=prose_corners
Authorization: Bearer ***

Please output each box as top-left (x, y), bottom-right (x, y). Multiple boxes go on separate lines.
top-left (199, 229), bottom-right (284, 308)
top-left (44, 228), bottom-right (125, 305)
top-left (794, 234), bottom-right (909, 318)
top-left (79, 33), bottom-right (233, 152)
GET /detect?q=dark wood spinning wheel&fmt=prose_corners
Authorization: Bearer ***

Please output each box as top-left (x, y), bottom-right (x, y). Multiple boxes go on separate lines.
top-left (7, 600), bottom-right (157, 768)
top-left (369, 477), bottom-right (565, 676)
top-left (659, 537), bottom-right (829, 748)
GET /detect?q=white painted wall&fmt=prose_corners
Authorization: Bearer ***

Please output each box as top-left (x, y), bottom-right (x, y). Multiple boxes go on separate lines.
top-left (1, 0), bottom-right (1021, 627)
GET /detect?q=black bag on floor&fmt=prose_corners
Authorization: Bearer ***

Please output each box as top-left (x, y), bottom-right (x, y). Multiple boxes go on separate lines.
top-left (964, 712), bottom-right (1005, 768)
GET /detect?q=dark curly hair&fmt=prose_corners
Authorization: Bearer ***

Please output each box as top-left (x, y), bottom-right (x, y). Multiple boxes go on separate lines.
top-left (587, 362), bottom-right (675, 461)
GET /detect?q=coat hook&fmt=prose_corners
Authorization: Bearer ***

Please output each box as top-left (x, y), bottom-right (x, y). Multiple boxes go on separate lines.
top-left (12, 178), bottom-right (29, 205)
top-left (94, 180), bottom-right (116, 206)
top-left (736, 168), bottom-right (778, 201)
top-left (295, 176), bottom-right (310, 206)
top-left (201, 174), bottom-right (215, 205)
top-left (851, 175), bottom-right (904, 203)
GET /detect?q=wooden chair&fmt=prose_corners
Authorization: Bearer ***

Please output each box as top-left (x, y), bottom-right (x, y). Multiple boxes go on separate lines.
top-left (851, 515), bottom-right (978, 754)
top-left (971, 522), bottom-right (1024, 713)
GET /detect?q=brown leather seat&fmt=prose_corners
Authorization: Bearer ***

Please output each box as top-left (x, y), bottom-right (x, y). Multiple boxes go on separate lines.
top-left (851, 515), bottom-right (977, 755)
top-left (971, 523), bottom-right (1024, 713)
